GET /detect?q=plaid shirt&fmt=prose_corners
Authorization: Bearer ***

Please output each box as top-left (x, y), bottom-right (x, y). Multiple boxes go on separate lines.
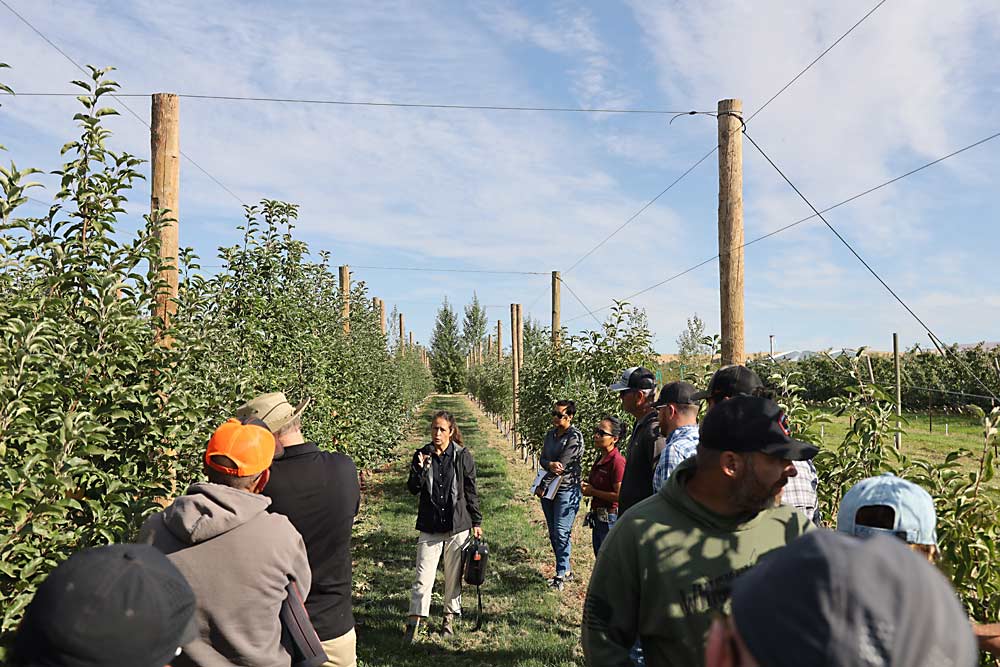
top-left (782, 460), bottom-right (818, 522)
top-left (651, 425), bottom-right (700, 493)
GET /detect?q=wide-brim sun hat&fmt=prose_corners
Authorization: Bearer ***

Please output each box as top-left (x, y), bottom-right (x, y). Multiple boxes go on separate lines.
top-left (236, 391), bottom-right (310, 433)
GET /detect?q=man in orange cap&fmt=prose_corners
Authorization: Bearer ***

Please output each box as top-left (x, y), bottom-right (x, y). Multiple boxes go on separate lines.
top-left (141, 417), bottom-right (312, 667)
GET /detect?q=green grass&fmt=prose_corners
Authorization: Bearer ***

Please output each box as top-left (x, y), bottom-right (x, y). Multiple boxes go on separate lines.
top-left (811, 408), bottom-right (989, 471)
top-left (353, 395), bottom-right (590, 667)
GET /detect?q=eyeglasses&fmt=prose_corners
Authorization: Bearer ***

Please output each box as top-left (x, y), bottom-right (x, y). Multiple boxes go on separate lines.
top-left (593, 428), bottom-right (613, 437)
top-left (550, 411), bottom-right (568, 419)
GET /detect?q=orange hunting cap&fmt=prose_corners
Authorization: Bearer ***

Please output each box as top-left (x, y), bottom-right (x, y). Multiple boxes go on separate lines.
top-left (204, 417), bottom-right (276, 477)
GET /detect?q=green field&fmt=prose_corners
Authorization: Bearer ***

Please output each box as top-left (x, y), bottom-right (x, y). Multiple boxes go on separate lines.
top-left (811, 408), bottom-right (988, 470)
top-left (353, 395), bottom-right (591, 667)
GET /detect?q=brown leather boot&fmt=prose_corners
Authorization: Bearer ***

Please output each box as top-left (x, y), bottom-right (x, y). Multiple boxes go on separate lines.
top-left (442, 613), bottom-right (456, 636)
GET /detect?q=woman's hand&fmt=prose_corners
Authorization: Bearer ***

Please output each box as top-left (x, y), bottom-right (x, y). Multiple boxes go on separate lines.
top-left (581, 481), bottom-right (593, 497)
top-left (473, 526), bottom-right (483, 539)
top-left (549, 461), bottom-right (565, 475)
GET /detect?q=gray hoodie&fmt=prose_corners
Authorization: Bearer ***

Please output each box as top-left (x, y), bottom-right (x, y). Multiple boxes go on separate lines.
top-left (140, 482), bottom-right (311, 667)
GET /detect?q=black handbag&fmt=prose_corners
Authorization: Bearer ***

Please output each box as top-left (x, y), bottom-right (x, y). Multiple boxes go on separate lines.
top-left (462, 536), bottom-right (490, 630)
top-left (279, 577), bottom-right (328, 667)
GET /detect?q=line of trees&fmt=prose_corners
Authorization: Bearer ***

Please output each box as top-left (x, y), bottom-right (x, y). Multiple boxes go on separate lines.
top-left (0, 67), bottom-right (432, 650)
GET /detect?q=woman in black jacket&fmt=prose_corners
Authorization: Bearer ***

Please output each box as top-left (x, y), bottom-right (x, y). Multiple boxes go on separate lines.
top-left (538, 399), bottom-right (583, 591)
top-left (404, 410), bottom-right (482, 641)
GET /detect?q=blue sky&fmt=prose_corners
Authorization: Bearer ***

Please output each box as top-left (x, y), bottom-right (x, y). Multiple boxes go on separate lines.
top-left (2, 0), bottom-right (999, 354)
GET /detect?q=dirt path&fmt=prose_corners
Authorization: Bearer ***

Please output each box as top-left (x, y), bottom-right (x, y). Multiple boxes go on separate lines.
top-left (352, 394), bottom-right (592, 667)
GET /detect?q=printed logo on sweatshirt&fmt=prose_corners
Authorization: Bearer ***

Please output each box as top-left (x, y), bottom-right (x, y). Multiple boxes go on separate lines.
top-left (679, 566), bottom-right (753, 616)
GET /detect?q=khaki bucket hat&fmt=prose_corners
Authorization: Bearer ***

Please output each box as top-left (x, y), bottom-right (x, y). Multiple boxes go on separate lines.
top-left (236, 392), bottom-right (310, 433)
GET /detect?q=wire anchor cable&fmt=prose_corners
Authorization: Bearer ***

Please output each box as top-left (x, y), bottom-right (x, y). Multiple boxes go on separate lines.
top-left (562, 127), bottom-right (1000, 324)
top-left (741, 126), bottom-right (998, 402)
top-left (557, 276), bottom-right (603, 327)
top-left (0, 0), bottom-right (246, 207)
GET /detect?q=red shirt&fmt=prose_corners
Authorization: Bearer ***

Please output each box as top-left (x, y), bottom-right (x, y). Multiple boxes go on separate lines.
top-left (588, 447), bottom-right (626, 513)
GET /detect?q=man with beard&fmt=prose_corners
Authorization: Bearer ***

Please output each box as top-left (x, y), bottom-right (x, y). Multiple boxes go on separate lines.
top-left (694, 365), bottom-right (819, 522)
top-left (582, 395), bottom-right (817, 667)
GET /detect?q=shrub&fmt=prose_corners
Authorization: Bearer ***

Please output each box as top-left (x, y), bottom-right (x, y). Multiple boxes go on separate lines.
top-left (0, 66), bottom-right (431, 649)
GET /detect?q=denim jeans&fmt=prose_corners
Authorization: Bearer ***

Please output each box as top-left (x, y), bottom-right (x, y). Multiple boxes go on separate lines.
top-left (540, 483), bottom-right (581, 576)
top-left (590, 512), bottom-right (617, 556)
top-left (630, 640), bottom-right (645, 666)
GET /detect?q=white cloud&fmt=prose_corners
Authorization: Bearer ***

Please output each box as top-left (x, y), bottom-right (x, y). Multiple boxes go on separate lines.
top-left (473, 1), bottom-right (632, 108)
top-left (2, 0), bottom-right (997, 349)
top-left (626, 0), bottom-right (1000, 242)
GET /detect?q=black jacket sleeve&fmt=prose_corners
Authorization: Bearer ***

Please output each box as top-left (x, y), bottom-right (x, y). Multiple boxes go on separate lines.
top-left (556, 428), bottom-right (583, 468)
top-left (539, 428), bottom-right (555, 471)
top-left (462, 449), bottom-right (482, 526)
top-left (407, 446), bottom-right (431, 495)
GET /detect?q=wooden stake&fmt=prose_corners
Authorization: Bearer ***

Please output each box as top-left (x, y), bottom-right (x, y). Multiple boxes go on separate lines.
top-left (516, 304), bottom-right (524, 373)
top-left (497, 320), bottom-right (503, 363)
top-left (551, 270), bottom-right (561, 349)
top-left (894, 332), bottom-right (902, 450)
top-left (150, 93), bottom-right (180, 338)
top-left (487, 334), bottom-right (493, 358)
top-left (379, 299), bottom-right (387, 336)
top-left (718, 98), bottom-right (745, 366)
top-left (511, 304), bottom-right (520, 448)
top-left (399, 313), bottom-right (405, 352)
top-left (929, 395), bottom-right (933, 433)
top-left (409, 331), bottom-right (414, 349)
top-left (339, 265), bottom-right (350, 334)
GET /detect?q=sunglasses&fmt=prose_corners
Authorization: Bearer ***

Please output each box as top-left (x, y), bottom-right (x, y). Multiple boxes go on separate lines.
top-left (550, 411), bottom-right (568, 419)
top-left (593, 428), bottom-right (614, 437)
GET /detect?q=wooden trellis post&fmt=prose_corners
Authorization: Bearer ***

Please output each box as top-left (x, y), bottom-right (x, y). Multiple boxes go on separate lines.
top-left (894, 332), bottom-right (902, 450)
top-left (339, 265), bottom-right (350, 334)
top-left (496, 320), bottom-right (503, 363)
top-left (511, 304), bottom-right (520, 448)
top-left (551, 270), bottom-right (561, 349)
top-left (718, 98), bottom-right (745, 366)
top-left (150, 93), bottom-right (180, 340)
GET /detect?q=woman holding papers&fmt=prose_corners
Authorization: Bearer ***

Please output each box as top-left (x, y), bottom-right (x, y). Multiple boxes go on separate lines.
top-left (538, 400), bottom-right (583, 591)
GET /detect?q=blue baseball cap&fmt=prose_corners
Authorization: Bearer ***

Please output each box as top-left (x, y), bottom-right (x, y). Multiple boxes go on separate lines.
top-left (836, 473), bottom-right (938, 546)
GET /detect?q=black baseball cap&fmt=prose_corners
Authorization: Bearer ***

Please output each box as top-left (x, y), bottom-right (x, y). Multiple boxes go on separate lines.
top-left (731, 530), bottom-right (977, 667)
top-left (608, 366), bottom-right (656, 392)
top-left (653, 381), bottom-right (700, 407)
top-left (691, 364), bottom-right (762, 401)
top-left (699, 394), bottom-right (818, 460)
top-left (12, 544), bottom-right (198, 667)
